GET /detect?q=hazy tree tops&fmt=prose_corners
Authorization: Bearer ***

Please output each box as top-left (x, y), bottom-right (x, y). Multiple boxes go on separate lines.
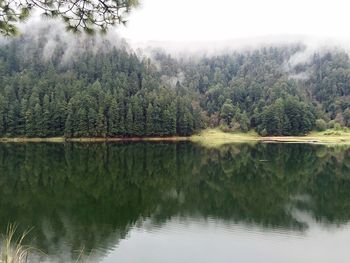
top-left (0, 33), bottom-right (349, 137)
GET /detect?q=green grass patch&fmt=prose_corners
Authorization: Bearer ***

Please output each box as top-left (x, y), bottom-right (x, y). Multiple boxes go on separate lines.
top-left (191, 129), bottom-right (259, 148)
top-left (191, 128), bottom-right (350, 148)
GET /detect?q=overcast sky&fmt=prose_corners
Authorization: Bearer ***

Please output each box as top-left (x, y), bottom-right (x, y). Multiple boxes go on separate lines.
top-left (117, 0), bottom-right (350, 44)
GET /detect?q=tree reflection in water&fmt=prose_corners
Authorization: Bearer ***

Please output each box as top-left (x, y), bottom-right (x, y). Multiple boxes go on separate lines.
top-left (0, 142), bottom-right (349, 261)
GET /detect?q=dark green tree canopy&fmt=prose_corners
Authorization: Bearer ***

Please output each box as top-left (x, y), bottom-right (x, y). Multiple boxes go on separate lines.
top-left (0, 31), bottom-right (349, 137)
top-left (0, 0), bottom-right (139, 36)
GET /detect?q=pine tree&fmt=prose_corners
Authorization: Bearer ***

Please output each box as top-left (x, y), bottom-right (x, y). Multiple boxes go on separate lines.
top-left (220, 99), bottom-right (235, 125)
top-left (64, 104), bottom-right (74, 138)
top-left (0, 95), bottom-right (5, 135)
top-left (126, 107), bottom-right (133, 136)
top-left (88, 108), bottom-right (98, 136)
top-left (146, 103), bottom-right (154, 135)
top-left (240, 111), bottom-right (250, 132)
top-left (108, 99), bottom-right (119, 136)
top-left (163, 102), bottom-right (176, 135)
top-left (76, 108), bottom-right (88, 137)
top-left (34, 103), bottom-right (43, 136)
top-left (131, 96), bottom-right (144, 136)
top-left (42, 95), bottom-right (51, 136)
top-left (97, 106), bottom-right (107, 137)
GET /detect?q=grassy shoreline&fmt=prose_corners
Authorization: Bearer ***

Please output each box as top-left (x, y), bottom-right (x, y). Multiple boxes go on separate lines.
top-left (192, 129), bottom-right (350, 147)
top-left (0, 129), bottom-right (349, 146)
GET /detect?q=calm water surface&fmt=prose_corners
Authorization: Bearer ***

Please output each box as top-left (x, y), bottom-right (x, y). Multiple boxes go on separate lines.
top-left (0, 142), bottom-right (350, 262)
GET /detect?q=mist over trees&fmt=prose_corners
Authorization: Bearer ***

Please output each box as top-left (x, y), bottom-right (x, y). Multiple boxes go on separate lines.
top-left (0, 29), bottom-right (349, 137)
top-left (0, 30), bottom-right (199, 137)
top-left (149, 44), bottom-right (350, 136)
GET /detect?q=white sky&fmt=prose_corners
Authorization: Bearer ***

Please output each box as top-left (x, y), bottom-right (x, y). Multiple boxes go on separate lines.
top-left (117, 0), bottom-right (350, 43)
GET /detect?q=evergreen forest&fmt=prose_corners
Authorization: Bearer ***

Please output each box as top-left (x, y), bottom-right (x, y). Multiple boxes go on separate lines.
top-left (0, 29), bottom-right (349, 137)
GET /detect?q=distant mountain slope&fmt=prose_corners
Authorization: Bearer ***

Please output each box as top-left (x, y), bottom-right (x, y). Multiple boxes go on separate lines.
top-left (0, 30), bottom-right (349, 137)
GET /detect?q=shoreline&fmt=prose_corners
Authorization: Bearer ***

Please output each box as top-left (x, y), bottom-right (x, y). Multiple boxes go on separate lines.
top-left (0, 129), bottom-right (349, 145)
top-left (0, 136), bottom-right (190, 143)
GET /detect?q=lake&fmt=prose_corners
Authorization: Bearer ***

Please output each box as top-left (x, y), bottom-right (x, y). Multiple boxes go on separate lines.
top-left (0, 142), bottom-right (349, 262)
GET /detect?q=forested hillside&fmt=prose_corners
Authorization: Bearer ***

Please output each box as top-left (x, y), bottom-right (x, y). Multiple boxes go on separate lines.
top-left (153, 46), bottom-right (350, 135)
top-left (0, 33), bottom-right (200, 137)
top-left (0, 30), bottom-right (349, 137)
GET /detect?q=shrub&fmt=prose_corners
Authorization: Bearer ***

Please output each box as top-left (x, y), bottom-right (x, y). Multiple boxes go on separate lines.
top-left (334, 123), bottom-right (342, 130)
top-left (315, 119), bottom-right (327, 131)
top-left (260, 129), bottom-right (268, 136)
top-left (327, 120), bottom-right (336, 129)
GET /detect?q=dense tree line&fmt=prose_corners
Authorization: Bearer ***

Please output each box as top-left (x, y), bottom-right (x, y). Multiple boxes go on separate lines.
top-left (0, 30), bottom-right (349, 137)
top-left (0, 34), bottom-right (200, 137)
top-left (153, 45), bottom-right (350, 135)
